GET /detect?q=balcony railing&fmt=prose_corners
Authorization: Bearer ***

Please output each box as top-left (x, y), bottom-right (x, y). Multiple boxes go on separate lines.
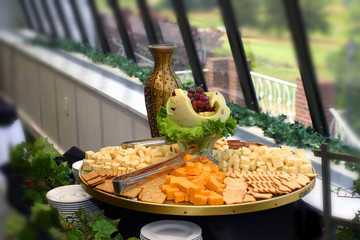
top-left (329, 108), bottom-right (360, 148)
top-left (250, 71), bottom-right (297, 121)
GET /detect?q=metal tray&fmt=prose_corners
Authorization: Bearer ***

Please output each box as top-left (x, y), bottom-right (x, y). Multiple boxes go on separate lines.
top-left (79, 166), bottom-right (316, 216)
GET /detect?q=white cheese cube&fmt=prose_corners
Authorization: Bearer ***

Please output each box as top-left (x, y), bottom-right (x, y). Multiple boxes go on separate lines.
top-left (300, 164), bottom-right (312, 174)
top-left (83, 159), bottom-right (95, 171)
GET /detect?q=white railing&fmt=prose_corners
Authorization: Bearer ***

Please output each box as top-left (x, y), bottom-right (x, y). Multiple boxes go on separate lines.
top-left (250, 71), bottom-right (297, 120)
top-left (329, 108), bottom-right (360, 148)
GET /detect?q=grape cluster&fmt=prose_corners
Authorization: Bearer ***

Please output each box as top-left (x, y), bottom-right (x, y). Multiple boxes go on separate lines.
top-left (187, 88), bottom-right (215, 113)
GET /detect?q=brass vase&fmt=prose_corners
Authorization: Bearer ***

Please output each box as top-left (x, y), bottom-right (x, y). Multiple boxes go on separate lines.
top-left (145, 44), bottom-right (182, 137)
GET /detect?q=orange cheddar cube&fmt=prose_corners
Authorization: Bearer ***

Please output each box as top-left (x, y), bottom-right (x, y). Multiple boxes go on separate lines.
top-left (178, 178), bottom-right (193, 195)
top-left (206, 176), bottom-right (222, 192)
top-left (203, 166), bottom-right (211, 172)
top-left (186, 176), bottom-right (198, 181)
top-left (202, 190), bottom-right (212, 196)
top-left (161, 184), bottom-right (170, 192)
top-left (193, 194), bottom-right (204, 206)
top-left (194, 162), bottom-right (203, 169)
top-left (189, 185), bottom-right (202, 203)
top-left (208, 195), bottom-right (224, 205)
top-left (173, 167), bottom-right (187, 177)
top-left (174, 191), bottom-right (185, 203)
top-left (211, 165), bottom-right (219, 173)
top-left (169, 176), bottom-right (182, 187)
top-left (166, 175), bottom-right (172, 184)
top-left (185, 161), bottom-right (195, 171)
top-left (166, 187), bottom-right (180, 200)
top-left (188, 168), bottom-right (202, 176)
top-left (215, 172), bottom-right (226, 183)
top-left (184, 193), bottom-right (190, 202)
top-left (201, 195), bottom-right (208, 205)
top-left (191, 178), bottom-right (205, 189)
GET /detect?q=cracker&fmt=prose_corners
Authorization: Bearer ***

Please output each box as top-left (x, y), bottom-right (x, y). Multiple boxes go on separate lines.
top-left (138, 191), bottom-right (166, 204)
top-left (251, 192), bottom-right (273, 199)
top-left (304, 173), bottom-right (319, 178)
top-left (83, 171), bottom-right (99, 181)
top-left (223, 190), bottom-right (245, 204)
top-left (243, 194), bottom-right (256, 203)
top-left (95, 180), bottom-right (114, 194)
top-left (88, 176), bottom-right (105, 186)
top-left (119, 186), bottom-right (143, 198)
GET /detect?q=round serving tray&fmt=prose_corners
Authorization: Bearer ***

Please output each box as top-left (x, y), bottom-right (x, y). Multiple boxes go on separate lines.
top-left (79, 166), bottom-right (316, 216)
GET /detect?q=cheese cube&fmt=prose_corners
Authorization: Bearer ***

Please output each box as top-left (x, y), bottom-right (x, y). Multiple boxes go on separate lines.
top-left (240, 164), bottom-right (250, 171)
top-left (138, 150), bottom-right (145, 158)
top-left (258, 147), bottom-right (269, 155)
top-left (105, 162), bottom-right (112, 166)
top-left (233, 158), bottom-right (240, 171)
top-left (83, 159), bottom-right (95, 171)
top-left (248, 153), bottom-right (257, 160)
top-left (85, 151), bottom-right (95, 159)
top-left (240, 156), bottom-right (250, 165)
top-left (287, 166), bottom-right (299, 174)
top-left (294, 158), bottom-right (303, 167)
top-left (258, 165), bottom-right (267, 171)
top-left (144, 156), bottom-right (152, 164)
top-left (103, 166), bottom-right (111, 171)
top-left (95, 156), bottom-right (106, 165)
top-left (92, 164), bottom-right (103, 171)
top-left (300, 164), bottom-right (312, 174)
top-left (256, 160), bottom-right (265, 166)
top-left (242, 147), bottom-right (251, 155)
top-left (117, 167), bottom-right (126, 175)
top-left (229, 154), bottom-right (239, 166)
top-left (130, 160), bottom-right (140, 168)
top-left (248, 145), bottom-right (257, 151)
top-left (152, 149), bottom-right (163, 158)
top-left (271, 155), bottom-right (284, 169)
top-left (111, 162), bottom-right (120, 170)
top-left (250, 160), bottom-right (257, 171)
top-left (222, 149), bottom-right (233, 161)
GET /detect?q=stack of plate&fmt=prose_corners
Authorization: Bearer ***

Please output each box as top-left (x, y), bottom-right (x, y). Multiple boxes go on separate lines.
top-left (140, 220), bottom-right (202, 240)
top-left (72, 160), bottom-right (83, 184)
top-left (46, 185), bottom-right (100, 228)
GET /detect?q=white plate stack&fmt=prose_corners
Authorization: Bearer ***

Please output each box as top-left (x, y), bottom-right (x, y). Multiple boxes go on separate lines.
top-left (46, 185), bottom-right (100, 228)
top-left (140, 220), bottom-right (202, 240)
top-left (72, 160), bottom-right (83, 184)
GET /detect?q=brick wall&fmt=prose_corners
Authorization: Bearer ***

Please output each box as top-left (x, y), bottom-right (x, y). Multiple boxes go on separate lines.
top-left (295, 77), bottom-right (336, 127)
top-left (205, 57), bottom-right (245, 106)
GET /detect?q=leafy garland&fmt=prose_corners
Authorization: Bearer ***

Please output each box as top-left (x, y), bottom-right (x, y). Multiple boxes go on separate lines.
top-left (7, 138), bottom-right (139, 240)
top-left (28, 37), bottom-right (360, 194)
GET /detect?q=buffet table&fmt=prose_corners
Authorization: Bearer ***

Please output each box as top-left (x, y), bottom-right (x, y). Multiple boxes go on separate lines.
top-left (99, 198), bottom-right (322, 239)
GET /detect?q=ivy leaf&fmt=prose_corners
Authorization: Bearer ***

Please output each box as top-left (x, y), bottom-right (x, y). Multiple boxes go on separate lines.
top-left (92, 220), bottom-right (118, 239)
top-left (67, 229), bottom-right (84, 240)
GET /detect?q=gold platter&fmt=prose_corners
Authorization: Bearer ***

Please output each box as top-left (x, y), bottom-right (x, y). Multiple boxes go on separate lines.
top-left (79, 166), bottom-right (316, 216)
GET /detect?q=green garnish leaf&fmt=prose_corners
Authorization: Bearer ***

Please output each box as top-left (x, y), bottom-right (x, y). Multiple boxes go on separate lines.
top-left (157, 107), bottom-right (237, 143)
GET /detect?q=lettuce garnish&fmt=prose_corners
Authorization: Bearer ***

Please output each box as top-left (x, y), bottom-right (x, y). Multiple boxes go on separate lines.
top-left (156, 107), bottom-right (237, 143)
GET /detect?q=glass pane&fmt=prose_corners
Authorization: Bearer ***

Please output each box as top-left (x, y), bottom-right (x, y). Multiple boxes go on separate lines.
top-left (60, 0), bottom-right (81, 42)
top-left (147, 0), bottom-right (194, 85)
top-left (118, 0), bottom-right (151, 66)
top-left (300, 0), bottom-right (360, 144)
top-left (231, 0), bottom-right (304, 122)
top-left (76, 0), bottom-right (98, 48)
top-left (183, 0), bottom-right (245, 105)
top-left (24, 0), bottom-right (40, 31)
top-left (34, 0), bottom-right (52, 35)
top-left (94, 0), bottom-right (125, 55)
top-left (47, 0), bottom-right (65, 38)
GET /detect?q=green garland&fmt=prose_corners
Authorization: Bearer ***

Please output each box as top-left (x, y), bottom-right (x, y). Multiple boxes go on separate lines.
top-left (28, 36), bottom-right (360, 194)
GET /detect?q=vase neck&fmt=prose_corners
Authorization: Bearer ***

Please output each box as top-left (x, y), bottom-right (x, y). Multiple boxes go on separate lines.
top-left (149, 45), bottom-right (177, 69)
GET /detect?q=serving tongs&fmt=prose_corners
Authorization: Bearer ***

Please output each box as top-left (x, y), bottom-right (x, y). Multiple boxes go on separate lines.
top-left (121, 136), bottom-right (170, 149)
top-left (112, 145), bottom-right (211, 195)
